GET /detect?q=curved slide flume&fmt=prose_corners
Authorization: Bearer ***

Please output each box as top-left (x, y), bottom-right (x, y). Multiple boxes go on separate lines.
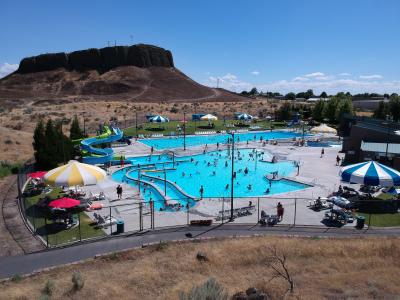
top-left (80, 126), bottom-right (123, 164)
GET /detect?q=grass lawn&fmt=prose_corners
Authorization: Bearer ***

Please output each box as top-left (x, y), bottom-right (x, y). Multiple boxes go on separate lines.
top-left (375, 192), bottom-right (395, 200)
top-left (24, 187), bottom-right (105, 246)
top-left (123, 119), bottom-right (288, 137)
top-left (359, 212), bottom-right (400, 227)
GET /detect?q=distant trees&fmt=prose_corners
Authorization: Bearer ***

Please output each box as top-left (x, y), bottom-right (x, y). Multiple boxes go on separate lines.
top-left (33, 119), bottom-right (73, 169)
top-left (285, 92), bottom-right (296, 100)
top-left (373, 94), bottom-right (400, 121)
top-left (277, 102), bottom-right (292, 121)
top-left (311, 92), bottom-right (353, 123)
top-left (320, 91), bottom-right (328, 98)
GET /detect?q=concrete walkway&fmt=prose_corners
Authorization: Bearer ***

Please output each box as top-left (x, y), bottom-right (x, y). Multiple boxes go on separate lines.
top-left (0, 223), bottom-right (399, 280)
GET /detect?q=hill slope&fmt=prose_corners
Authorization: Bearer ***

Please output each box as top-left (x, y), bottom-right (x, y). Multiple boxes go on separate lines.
top-left (0, 44), bottom-right (246, 104)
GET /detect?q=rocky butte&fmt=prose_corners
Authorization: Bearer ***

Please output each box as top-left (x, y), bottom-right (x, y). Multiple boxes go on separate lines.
top-left (17, 44), bottom-right (174, 74)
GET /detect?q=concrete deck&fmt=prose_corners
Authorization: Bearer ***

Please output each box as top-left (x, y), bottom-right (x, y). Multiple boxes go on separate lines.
top-left (84, 135), bottom-right (351, 232)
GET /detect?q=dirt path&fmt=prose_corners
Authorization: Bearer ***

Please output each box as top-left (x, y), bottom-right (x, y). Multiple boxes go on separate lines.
top-left (0, 175), bottom-right (44, 256)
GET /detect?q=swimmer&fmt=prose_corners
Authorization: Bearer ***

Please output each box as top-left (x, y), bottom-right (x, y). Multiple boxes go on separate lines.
top-left (182, 172), bottom-right (185, 177)
top-left (225, 161), bottom-right (228, 167)
top-left (265, 188), bottom-right (270, 194)
top-left (247, 184), bottom-right (252, 190)
top-left (225, 184), bottom-right (229, 190)
top-left (212, 171), bottom-right (216, 176)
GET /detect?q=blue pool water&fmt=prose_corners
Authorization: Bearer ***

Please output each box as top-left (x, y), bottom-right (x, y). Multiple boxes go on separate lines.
top-left (139, 131), bottom-right (305, 150)
top-left (112, 149), bottom-right (311, 205)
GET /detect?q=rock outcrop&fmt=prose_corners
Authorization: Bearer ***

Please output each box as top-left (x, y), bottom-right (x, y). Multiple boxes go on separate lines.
top-left (17, 44), bottom-right (174, 74)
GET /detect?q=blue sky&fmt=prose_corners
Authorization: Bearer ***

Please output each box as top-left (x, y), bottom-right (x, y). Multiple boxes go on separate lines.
top-left (1, 0), bottom-right (399, 94)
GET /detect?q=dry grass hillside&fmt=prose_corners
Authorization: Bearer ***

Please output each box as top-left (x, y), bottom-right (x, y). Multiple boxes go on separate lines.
top-left (1, 236), bottom-right (399, 299)
top-left (0, 98), bottom-right (278, 162)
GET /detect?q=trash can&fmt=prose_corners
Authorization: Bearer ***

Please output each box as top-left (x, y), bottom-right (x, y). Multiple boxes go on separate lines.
top-left (116, 220), bottom-right (124, 234)
top-left (356, 216), bottom-right (365, 229)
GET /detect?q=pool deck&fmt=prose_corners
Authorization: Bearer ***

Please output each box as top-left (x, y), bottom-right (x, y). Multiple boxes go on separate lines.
top-left (84, 135), bottom-right (351, 231)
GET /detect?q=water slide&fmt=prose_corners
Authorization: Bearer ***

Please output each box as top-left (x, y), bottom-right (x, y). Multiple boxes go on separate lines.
top-left (80, 126), bottom-right (123, 164)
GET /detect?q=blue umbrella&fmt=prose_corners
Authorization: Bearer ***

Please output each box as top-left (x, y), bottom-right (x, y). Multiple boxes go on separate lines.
top-left (150, 115), bottom-right (169, 123)
top-left (340, 161), bottom-right (400, 186)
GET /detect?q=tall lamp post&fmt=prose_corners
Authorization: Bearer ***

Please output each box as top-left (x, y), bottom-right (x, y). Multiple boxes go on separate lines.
top-left (135, 111), bottom-right (138, 138)
top-left (383, 117), bottom-right (392, 162)
top-left (230, 132), bottom-right (235, 222)
top-left (183, 112), bottom-right (186, 151)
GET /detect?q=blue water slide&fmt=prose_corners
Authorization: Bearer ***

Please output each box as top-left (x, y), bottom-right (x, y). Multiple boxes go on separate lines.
top-left (81, 127), bottom-right (123, 164)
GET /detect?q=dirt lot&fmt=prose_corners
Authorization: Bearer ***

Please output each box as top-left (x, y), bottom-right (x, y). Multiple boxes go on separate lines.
top-left (1, 236), bottom-right (399, 299)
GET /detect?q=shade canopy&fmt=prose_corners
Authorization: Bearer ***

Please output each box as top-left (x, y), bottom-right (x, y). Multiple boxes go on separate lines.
top-left (44, 160), bottom-right (106, 187)
top-left (340, 161), bottom-right (400, 186)
top-left (237, 113), bottom-right (253, 121)
top-left (48, 197), bottom-right (80, 209)
top-left (310, 124), bottom-right (337, 134)
top-left (200, 114), bottom-right (218, 121)
top-left (28, 171), bottom-right (47, 179)
top-left (150, 115), bottom-right (169, 123)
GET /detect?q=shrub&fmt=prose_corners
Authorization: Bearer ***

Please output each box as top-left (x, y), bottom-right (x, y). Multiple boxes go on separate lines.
top-left (179, 277), bottom-right (228, 300)
top-left (170, 107), bottom-right (179, 113)
top-left (42, 279), bottom-right (55, 296)
top-left (11, 274), bottom-right (22, 282)
top-left (72, 272), bottom-right (84, 291)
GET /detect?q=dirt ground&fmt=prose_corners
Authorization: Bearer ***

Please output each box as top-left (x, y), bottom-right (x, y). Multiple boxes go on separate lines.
top-left (0, 98), bottom-right (279, 162)
top-left (1, 236), bottom-right (399, 299)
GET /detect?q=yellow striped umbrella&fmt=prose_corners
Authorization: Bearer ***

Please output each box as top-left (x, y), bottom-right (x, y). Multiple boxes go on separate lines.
top-left (44, 161), bottom-right (107, 187)
top-left (310, 124), bottom-right (337, 134)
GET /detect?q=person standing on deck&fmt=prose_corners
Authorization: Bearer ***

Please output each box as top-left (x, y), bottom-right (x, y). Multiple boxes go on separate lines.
top-left (199, 185), bottom-right (204, 199)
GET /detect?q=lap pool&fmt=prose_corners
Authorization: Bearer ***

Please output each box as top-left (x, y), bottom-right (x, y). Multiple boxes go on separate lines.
top-left (139, 131), bottom-right (306, 150)
top-left (112, 149), bottom-right (311, 210)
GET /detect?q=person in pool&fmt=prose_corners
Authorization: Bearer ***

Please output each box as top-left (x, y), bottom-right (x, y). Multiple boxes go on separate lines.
top-left (199, 185), bottom-right (204, 199)
top-left (247, 184), bottom-right (252, 190)
top-left (265, 188), bottom-right (270, 194)
top-left (225, 184), bottom-right (229, 190)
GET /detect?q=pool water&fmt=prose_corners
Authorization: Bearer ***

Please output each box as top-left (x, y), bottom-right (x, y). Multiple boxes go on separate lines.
top-left (140, 131), bottom-right (306, 150)
top-left (112, 149), bottom-right (310, 201)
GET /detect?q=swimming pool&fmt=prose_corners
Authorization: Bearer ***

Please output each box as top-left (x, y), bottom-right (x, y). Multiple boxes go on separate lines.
top-left (139, 131), bottom-right (306, 150)
top-left (307, 141), bottom-right (342, 148)
top-left (112, 149), bottom-right (311, 201)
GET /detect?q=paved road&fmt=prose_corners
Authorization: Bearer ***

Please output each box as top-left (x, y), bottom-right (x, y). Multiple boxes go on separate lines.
top-left (0, 224), bottom-right (399, 280)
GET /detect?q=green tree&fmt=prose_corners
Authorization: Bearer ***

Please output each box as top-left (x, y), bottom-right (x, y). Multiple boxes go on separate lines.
top-left (320, 91), bottom-right (328, 98)
top-left (285, 92), bottom-right (296, 100)
top-left (70, 115), bottom-right (85, 140)
top-left (305, 89), bottom-right (314, 99)
top-left (335, 98), bottom-right (354, 122)
top-left (312, 100), bottom-right (325, 121)
top-left (249, 87), bottom-right (258, 95)
top-left (389, 95), bottom-right (400, 122)
top-left (277, 102), bottom-right (292, 121)
top-left (323, 97), bottom-right (339, 122)
top-left (373, 101), bottom-right (389, 119)
top-left (33, 119), bottom-right (46, 167)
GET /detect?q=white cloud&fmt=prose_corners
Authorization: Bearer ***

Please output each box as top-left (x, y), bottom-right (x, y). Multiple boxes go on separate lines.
top-left (251, 71), bottom-right (260, 75)
top-left (0, 63), bottom-right (18, 78)
top-left (338, 72), bottom-right (351, 76)
top-left (292, 76), bottom-right (309, 82)
top-left (359, 74), bottom-right (383, 80)
top-left (203, 71), bottom-right (400, 94)
top-left (305, 72), bottom-right (325, 78)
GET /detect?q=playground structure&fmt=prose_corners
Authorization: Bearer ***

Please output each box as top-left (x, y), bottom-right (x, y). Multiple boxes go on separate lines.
top-left (78, 126), bottom-right (124, 165)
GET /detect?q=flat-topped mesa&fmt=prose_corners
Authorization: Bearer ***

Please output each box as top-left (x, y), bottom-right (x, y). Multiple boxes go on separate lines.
top-left (17, 44), bottom-right (174, 73)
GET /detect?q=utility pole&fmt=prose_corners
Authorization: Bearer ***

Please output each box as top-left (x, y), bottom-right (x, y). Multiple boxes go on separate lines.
top-left (135, 111), bottom-right (138, 138)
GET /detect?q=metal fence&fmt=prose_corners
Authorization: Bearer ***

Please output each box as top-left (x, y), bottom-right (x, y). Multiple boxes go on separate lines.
top-left (17, 160), bottom-right (400, 250)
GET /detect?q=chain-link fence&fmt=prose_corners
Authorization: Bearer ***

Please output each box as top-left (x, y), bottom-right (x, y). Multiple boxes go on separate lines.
top-left (16, 158), bottom-right (400, 250)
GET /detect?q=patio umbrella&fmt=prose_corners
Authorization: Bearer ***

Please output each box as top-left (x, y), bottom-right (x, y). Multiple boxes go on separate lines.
top-left (237, 113), bottom-right (254, 121)
top-left (48, 197), bottom-right (80, 209)
top-left (340, 161), bottom-right (400, 186)
top-left (200, 114), bottom-right (218, 121)
top-left (150, 115), bottom-right (169, 123)
top-left (310, 124), bottom-right (337, 134)
top-left (28, 171), bottom-right (47, 179)
top-left (44, 160), bottom-right (106, 187)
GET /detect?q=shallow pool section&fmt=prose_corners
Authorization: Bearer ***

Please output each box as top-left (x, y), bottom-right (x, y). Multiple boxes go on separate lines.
top-left (139, 131), bottom-right (306, 150)
top-left (113, 149), bottom-right (311, 200)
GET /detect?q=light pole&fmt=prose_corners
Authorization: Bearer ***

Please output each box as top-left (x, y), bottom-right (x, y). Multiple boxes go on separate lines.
top-left (230, 132), bottom-right (235, 222)
top-left (82, 112), bottom-right (86, 136)
top-left (383, 117), bottom-right (392, 161)
top-left (183, 112), bottom-right (186, 151)
top-left (135, 111), bottom-right (138, 138)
